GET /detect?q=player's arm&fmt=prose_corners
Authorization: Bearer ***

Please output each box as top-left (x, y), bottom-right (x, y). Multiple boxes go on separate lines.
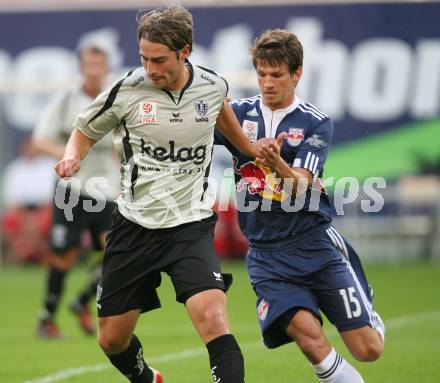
top-left (216, 101), bottom-right (264, 158)
top-left (32, 138), bottom-right (65, 160)
top-left (55, 129), bottom-right (96, 178)
top-left (32, 92), bottom-right (68, 160)
top-left (56, 73), bottom-right (130, 177)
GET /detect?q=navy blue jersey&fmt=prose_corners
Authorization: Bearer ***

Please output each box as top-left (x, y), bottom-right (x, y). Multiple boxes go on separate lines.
top-left (215, 96), bottom-right (334, 243)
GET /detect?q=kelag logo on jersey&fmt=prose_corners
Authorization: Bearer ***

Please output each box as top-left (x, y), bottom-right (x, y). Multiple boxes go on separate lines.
top-left (139, 102), bottom-right (157, 124)
top-left (140, 139), bottom-right (206, 165)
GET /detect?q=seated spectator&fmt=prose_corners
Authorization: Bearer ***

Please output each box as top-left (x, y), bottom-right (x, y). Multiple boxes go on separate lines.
top-left (1, 137), bottom-right (55, 263)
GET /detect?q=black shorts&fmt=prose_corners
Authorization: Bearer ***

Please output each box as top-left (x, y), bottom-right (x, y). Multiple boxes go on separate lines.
top-left (50, 191), bottom-right (115, 252)
top-left (97, 210), bottom-right (232, 317)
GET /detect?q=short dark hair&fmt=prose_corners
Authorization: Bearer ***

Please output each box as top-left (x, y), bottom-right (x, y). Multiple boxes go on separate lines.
top-left (78, 46), bottom-right (108, 60)
top-left (251, 29), bottom-right (303, 74)
top-left (137, 6), bottom-right (194, 53)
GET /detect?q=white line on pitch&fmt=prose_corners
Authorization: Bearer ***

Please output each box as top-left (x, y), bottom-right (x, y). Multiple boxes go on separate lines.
top-left (23, 309), bottom-right (440, 383)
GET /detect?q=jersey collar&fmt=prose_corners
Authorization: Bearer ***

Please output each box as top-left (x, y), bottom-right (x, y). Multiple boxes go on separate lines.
top-left (260, 95), bottom-right (301, 116)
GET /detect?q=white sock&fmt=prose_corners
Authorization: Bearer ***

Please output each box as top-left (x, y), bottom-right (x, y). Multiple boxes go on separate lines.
top-left (311, 348), bottom-right (364, 383)
top-left (372, 310), bottom-right (386, 344)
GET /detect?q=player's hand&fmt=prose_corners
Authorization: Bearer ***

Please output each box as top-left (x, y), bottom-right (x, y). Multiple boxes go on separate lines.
top-left (247, 137), bottom-right (271, 159)
top-left (55, 156), bottom-right (81, 178)
top-left (255, 132), bottom-right (287, 170)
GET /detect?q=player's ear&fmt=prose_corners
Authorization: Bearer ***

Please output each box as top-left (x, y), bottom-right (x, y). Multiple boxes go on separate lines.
top-left (180, 45), bottom-right (191, 60)
top-left (294, 66), bottom-right (303, 85)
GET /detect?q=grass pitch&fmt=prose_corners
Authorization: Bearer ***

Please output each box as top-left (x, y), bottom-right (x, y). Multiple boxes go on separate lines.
top-left (0, 261), bottom-right (439, 383)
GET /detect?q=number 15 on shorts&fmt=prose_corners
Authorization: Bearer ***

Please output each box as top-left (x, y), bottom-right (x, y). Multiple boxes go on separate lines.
top-left (339, 287), bottom-right (362, 319)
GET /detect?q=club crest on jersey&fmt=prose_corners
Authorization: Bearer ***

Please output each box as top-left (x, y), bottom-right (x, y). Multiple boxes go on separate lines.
top-left (194, 100), bottom-right (209, 122)
top-left (139, 102), bottom-right (157, 124)
top-left (287, 128), bottom-right (304, 147)
top-left (242, 120), bottom-right (258, 143)
top-left (257, 299), bottom-right (269, 321)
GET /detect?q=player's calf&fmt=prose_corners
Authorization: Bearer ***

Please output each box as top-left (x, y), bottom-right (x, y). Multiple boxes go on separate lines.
top-left (186, 290), bottom-right (245, 382)
top-left (106, 334), bottom-right (160, 383)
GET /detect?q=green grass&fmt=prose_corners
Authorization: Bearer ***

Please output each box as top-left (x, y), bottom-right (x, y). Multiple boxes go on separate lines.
top-left (326, 119), bottom-right (440, 182)
top-left (0, 261), bottom-right (439, 382)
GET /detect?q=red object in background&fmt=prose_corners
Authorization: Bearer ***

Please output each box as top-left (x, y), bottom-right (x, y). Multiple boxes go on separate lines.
top-left (2, 205), bottom-right (52, 263)
top-left (213, 202), bottom-right (249, 259)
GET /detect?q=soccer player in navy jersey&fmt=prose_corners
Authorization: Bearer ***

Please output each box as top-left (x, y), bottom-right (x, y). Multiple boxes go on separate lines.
top-left (215, 29), bottom-right (385, 382)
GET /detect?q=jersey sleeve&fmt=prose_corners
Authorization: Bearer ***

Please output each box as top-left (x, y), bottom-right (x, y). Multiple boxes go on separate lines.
top-left (292, 117), bottom-right (334, 179)
top-left (73, 74), bottom-right (129, 141)
top-left (33, 92), bottom-right (68, 141)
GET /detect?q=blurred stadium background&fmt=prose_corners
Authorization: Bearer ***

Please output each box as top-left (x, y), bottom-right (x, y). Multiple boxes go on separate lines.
top-left (0, 0), bottom-right (439, 382)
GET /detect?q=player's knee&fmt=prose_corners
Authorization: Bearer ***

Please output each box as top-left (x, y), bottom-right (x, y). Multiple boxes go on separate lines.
top-left (98, 331), bottom-right (130, 355)
top-left (199, 307), bottom-right (229, 339)
top-left (352, 338), bottom-right (383, 362)
top-left (51, 251), bottom-right (77, 270)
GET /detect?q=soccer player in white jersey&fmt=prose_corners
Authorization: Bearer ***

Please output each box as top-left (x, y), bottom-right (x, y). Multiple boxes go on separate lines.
top-left (215, 29), bottom-right (385, 382)
top-left (33, 43), bottom-right (119, 338)
top-left (54, 7), bottom-right (264, 383)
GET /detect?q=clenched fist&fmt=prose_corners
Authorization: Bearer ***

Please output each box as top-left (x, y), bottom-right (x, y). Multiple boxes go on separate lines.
top-left (55, 156), bottom-right (81, 178)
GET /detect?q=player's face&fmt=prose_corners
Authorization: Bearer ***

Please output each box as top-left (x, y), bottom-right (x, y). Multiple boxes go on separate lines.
top-left (79, 50), bottom-right (109, 82)
top-left (256, 60), bottom-right (302, 110)
top-left (139, 39), bottom-right (190, 91)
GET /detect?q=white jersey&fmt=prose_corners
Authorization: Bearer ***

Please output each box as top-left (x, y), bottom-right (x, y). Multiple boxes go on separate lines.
top-left (74, 62), bottom-right (228, 229)
top-left (34, 85), bottom-right (119, 200)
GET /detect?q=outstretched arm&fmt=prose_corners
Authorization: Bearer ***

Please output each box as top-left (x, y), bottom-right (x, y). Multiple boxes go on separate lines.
top-left (32, 138), bottom-right (65, 160)
top-left (216, 101), bottom-right (263, 158)
top-left (54, 129), bottom-right (96, 178)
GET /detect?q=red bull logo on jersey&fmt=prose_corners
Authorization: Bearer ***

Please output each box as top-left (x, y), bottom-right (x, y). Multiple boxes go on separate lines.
top-left (257, 299), bottom-right (269, 321)
top-left (234, 159), bottom-right (287, 201)
top-left (139, 102), bottom-right (157, 124)
top-left (287, 128), bottom-right (304, 147)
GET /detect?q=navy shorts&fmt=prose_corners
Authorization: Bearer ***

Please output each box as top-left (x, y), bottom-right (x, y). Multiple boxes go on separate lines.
top-left (247, 225), bottom-right (375, 348)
